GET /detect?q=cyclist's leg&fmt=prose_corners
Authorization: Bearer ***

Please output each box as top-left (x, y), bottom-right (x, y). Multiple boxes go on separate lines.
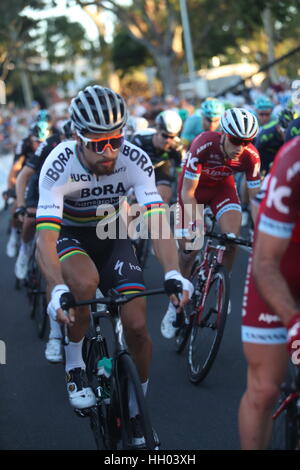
top-left (59, 250), bottom-right (99, 343)
top-left (15, 174), bottom-right (39, 278)
top-left (99, 238), bottom-right (150, 383)
top-left (239, 256), bottom-right (289, 449)
top-left (211, 176), bottom-right (242, 273)
top-left (239, 342), bottom-right (288, 450)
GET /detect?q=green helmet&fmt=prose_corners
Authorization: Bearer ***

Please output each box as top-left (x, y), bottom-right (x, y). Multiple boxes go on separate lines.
top-left (277, 108), bottom-right (297, 129)
top-left (201, 98), bottom-right (224, 118)
top-left (254, 96), bottom-right (274, 111)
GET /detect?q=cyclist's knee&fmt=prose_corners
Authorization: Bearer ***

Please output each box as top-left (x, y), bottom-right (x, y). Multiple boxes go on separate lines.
top-left (67, 276), bottom-right (99, 299)
top-left (246, 372), bottom-right (281, 412)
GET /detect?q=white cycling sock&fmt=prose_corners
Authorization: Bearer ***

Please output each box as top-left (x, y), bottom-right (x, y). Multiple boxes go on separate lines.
top-left (49, 316), bottom-right (63, 340)
top-left (129, 379), bottom-right (149, 418)
top-left (64, 339), bottom-right (85, 373)
top-left (19, 240), bottom-right (31, 256)
top-left (9, 227), bottom-right (18, 240)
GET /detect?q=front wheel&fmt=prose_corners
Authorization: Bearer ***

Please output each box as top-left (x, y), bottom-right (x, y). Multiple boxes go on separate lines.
top-left (116, 353), bottom-right (157, 450)
top-left (188, 264), bottom-right (230, 384)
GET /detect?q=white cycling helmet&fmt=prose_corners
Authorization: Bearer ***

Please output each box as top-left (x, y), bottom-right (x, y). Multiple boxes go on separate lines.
top-left (155, 110), bottom-right (182, 135)
top-left (69, 85), bottom-right (128, 134)
top-left (220, 107), bottom-right (259, 140)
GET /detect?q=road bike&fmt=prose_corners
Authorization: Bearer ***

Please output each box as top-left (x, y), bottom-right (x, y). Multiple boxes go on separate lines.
top-left (175, 225), bottom-right (252, 384)
top-left (61, 288), bottom-right (165, 450)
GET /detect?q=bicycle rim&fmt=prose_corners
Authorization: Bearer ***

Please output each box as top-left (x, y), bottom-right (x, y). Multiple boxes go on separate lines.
top-left (188, 264), bottom-right (230, 384)
top-left (175, 261), bottom-right (201, 354)
top-left (116, 353), bottom-right (157, 450)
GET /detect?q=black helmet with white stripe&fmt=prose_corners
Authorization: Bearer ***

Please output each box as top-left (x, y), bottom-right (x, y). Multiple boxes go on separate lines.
top-left (220, 107), bottom-right (259, 140)
top-left (69, 85), bottom-right (128, 134)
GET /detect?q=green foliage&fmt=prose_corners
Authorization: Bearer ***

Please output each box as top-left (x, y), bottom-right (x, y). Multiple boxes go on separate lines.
top-left (111, 28), bottom-right (154, 75)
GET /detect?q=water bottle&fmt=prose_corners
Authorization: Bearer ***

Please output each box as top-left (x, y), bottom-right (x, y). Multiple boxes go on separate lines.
top-left (97, 357), bottom-right (113, 404)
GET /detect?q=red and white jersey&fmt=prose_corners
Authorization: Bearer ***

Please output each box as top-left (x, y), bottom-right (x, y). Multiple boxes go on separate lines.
top-left (182, 131), bottom-right (261, 188)
top-left (258, 136), bottom-right (300, 243)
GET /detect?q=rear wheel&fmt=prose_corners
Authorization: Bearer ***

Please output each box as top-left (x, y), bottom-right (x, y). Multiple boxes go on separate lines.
top-left (188, 264), bottom-right (230, 384)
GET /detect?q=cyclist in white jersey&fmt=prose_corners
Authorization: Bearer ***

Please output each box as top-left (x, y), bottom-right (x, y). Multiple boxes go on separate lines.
top-left (36, 85), bottom-right (193, 440)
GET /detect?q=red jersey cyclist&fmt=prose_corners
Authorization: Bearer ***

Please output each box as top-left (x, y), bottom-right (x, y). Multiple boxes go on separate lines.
top-left (239, 136), bottom-right (300, 450)
top-left (161, 108), bottom-right (261, 338)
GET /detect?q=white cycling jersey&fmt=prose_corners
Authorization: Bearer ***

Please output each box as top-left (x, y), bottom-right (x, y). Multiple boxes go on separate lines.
top-left (36, 139), bottom-right (164, 230)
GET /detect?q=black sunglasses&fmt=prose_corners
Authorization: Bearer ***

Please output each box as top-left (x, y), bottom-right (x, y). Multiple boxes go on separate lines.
top-left (161, 132), bottom-right (176, 140)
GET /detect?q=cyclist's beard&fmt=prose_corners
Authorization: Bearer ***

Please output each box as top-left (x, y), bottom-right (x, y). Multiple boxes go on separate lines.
top-left (90, 159), bottom-right (117, 175)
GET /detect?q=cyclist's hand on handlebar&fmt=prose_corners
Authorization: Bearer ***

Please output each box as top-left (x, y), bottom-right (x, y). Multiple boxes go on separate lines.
top-left (2, 188), bottom-right (15, 200)
top-left (48, 284), bottom-right (76, 326)
top-left (287, 313), bottom-right (300, 365)
top-left (164, 270), bottom-right (194, 311)
top-left (14, 206), bottom-right (26, 222)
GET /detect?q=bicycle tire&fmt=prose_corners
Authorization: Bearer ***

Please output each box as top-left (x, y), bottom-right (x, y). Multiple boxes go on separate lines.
top-left (175, 260), bottom-right (201, 354)
top-left (188, 264), bottom-right (230, 384)
top-left (84, 334), bottom-right (118, 450)
top-left (116, 352), bottom-right (157, 450)
top-left (31, 271), bottom-right (48, 338)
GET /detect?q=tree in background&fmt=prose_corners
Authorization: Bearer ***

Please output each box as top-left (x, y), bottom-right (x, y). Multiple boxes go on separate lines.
top-left (0, 0), bottom-right (49, 107)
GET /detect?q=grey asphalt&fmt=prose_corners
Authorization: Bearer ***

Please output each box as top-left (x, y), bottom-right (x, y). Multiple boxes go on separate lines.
top-left (0, 210), bottom-right (250, 450)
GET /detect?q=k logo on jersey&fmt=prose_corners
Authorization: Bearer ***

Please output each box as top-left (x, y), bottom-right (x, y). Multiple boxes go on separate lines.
top-left (266, 176), bottom-right (291, 214)
top-left (186, 152), bottom-right (198, 171)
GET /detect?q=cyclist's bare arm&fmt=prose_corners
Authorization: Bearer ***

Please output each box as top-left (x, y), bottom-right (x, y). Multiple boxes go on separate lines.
top-left (180, 177), bottom-right (202, 242)
top-left (149, 211), bottom-right (189, 307)
top-left (36, 229), bottom-right (75, 324)
top-left (36, 229), bottom-right (64, 291)
top-left (253, 232), bottom-right (299, 325)
top-left (6, 156), bottom-right (25, 189)
top-left (16, 165), bottom-right (35, 207)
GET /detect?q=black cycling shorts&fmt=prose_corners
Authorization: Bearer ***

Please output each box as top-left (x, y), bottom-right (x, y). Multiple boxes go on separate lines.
top-left (57, 226), bottom-right (145, 295)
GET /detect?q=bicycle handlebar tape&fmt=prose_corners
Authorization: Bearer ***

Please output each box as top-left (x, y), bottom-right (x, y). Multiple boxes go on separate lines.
top-left (60, 292), bottom-right (76, 310)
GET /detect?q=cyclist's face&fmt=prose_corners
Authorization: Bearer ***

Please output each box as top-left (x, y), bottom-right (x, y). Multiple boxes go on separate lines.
top-left (155, 130), bottom-right (177, 150)
top-left (257, 110), bottom-right (272, 125)
top-left (223, 134), bottom-right (247, 159)
top-left (77, 130), bottom-right (122, 176)
top-left (203, 116), bottom-right (220, 131)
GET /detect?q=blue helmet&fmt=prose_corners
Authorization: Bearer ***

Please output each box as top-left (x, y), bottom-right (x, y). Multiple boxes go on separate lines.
top-left (30, 121), bottom-right (50, 141)
top-left (201, 98), bottom-right (224, 118)
top-left (254, 96), bottom-right (274, 111)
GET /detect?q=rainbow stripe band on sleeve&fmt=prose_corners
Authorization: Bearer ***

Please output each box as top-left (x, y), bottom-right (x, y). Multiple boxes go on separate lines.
top-left (36, 216), bottom-right (62, 232)
top-left (115, 283), bottom-right (146, 295)
top-left (58, 246), bottom-right (89, 262)
top-left (143, 201), bottom-right (166, 218)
